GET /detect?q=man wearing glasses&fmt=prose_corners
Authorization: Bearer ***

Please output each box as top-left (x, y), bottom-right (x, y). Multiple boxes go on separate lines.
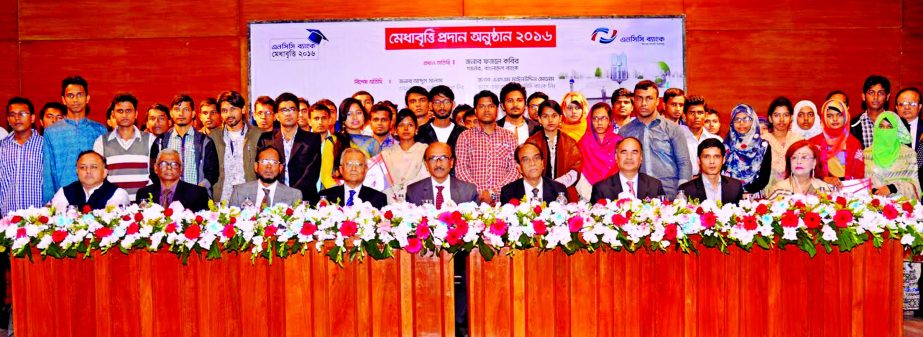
top-left (229, 146), bottom-right (302, 208)
top-left (258, 92), bottom-right (322, 204)
top-left (318, 148), bottom-right (387, 208)
top-left (0, 97), bottom-right (43, 215)
top-left (415, 85), bottom-right (466, 151)
top-left (850, 75), bottom-right (892, 148)
top-left (137, 149), bottom-right (209, 212)
top-left (406, 142), bottom-right (477, 207)
top-left (150, 94), bottom-right (219, 194)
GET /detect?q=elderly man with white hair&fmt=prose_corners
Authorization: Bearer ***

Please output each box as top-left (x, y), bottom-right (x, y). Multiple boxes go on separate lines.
top-left (136, 148), bottom-right (210, 212)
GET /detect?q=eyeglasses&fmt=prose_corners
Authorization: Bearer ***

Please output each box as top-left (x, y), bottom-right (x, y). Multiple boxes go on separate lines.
top-left (426, 155), bottom-right (452, 163)
top-left (432, 99), bottom-right (453, 106)
top-left (255, 110), bottom-right (274, 116)
top-left (158, 161), bottom-right (181, 169)
top-left (897, 102), bottom-right (920, 109)
top-left (258, 159), bottom-right (281, 166)
top-left (343, 161), bottom-right (365, 168)
top-left (279, 107), bottom-right (298, 114)
top-left (732, 116), bottom-right (753, 123)
top-left (6, 111), bottom-right (31, 119)
top-left (591, 115), bottom-right (610, 122)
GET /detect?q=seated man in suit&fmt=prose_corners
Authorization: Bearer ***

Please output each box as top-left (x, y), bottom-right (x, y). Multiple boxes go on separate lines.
top-left (500, 142), bottom-right (567, 203)
top-left (679, 138), bottom-right (744, 204)
top-left (137, 148), bottom-right (210, 212)
top-left (318, 148), bottom-right (387, 208)
top-left (590, 137), bottom-right (665, 201)
top-left (50, 150), bottom-right (130, 211)
top-left (229, 146), bottom-right (303, 208)
top-left (406, 142), bottom-right (478, 208)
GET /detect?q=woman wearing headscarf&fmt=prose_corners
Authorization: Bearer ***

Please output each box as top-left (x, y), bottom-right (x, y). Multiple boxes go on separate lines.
top-left (559, 92), bottom-right (589, 142)
top-left (808, 99), bottom-right (864, 188)
top-left (792, 100), bottom-right (823, 139)
top-left (723, 104), bottom-right (773, 195)
top-left (762, 96), bottom-right (802, 196)
top-left (864, 111), bottom-right (921, 198)
top-left (578, 102), bottom-right (623, 185)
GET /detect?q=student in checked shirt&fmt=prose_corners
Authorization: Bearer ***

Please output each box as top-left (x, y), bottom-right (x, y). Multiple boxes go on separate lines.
top-left (455, 90), bottom-right (520, 205)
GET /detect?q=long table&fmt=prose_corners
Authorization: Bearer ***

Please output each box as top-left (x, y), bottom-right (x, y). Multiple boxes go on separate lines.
top-left (12, 240), bottom-right (903, 336)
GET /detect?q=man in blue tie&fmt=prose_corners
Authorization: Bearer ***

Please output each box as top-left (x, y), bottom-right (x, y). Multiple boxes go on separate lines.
top-left (317, 148), bottom-right (387, 208)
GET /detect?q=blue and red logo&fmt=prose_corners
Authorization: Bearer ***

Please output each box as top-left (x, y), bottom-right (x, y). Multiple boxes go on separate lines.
top-left (591, 28), bottom-right (618, 44)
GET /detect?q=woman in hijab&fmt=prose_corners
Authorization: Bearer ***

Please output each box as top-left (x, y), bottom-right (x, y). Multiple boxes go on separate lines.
top-left (864, 111), bottom-right (921, 198)
top-left (792, 100), bottom-right (823, 139)
top-left (559, 92), bottom-right (589, 142)
top-left (808, 99), bottom-right (864, 188)
top-left (578, 102), bottom-right (623, 185)
top-left (723, 104), bottom-right (773, 195)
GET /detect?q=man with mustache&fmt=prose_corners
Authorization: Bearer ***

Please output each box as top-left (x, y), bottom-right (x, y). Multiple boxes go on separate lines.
top-left (415, 85), bottom-right (466, 151)
top-left (850, 75), bottom-right (891, 148)
top-left (229, 146), bottom-right (302, 208)
top-left (150, 94), bottom-right (219, 194)
top-left (210, 91), bottom-right (262, 203)
top-left (497, 82), bottom-right (540, 145)
top-left (0, 97), bottom-right (44, 214)
top-left (405, 142), bottom-right (477, 207)
top-left (92, 93), bottom-right (155, 202)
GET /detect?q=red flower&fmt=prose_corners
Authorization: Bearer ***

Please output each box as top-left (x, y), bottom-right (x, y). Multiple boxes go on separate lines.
top-left (871, 199), bottom-right (881, 208)
top-left (15, 227), bottom-right (25, 238)
top-left (568, 216), bottom-right (584, 233)
top-left (82, 205), bottom-right (91, 214)
top-left (121, 214), bottom-right (132, 222)
top-left (700, 212), bottom-right (717, 229)
top-left (134, 212), bottom-right (144, 222)
top-left (883, 204), bottom-right (899, 220)
top-left (903, 202), bottom-right (915, 214)
top-left (300, 222), bottom-right (317, 236)
top-left (739, 215), bottom-right (758, 231)
top-left (446, 228), bottom-right (463, 246)
top-left (223, 224), bottom-right (235, 238)
top-left (285, 208), bottom-right (294, 216)
top-left (195, 215), bottom-right (204, 224)
top-left (489, 219), bottom-right (508, 236)
top-left (126, 222), bottom-right (140, 235)
top-left (52, 230), bottom-right (68, 243)
top-left (165, 222), bottom-right (177, 233)
top-left (384, 210), bottom-right (394, 220)
top-left (10, 216), bottom-right (22, 224)
top-left (184, 224), bottom-right (201, 240)
top-left (509, 198), bottom-right (521, 206)
top-left (264, 225), bottom-right (278, 237)
top-left (695, 207), bottom-right (704, 215)
top-left (340, 221), bottom-right (358, 237)
top-left (835, 196), bottom-right (847, 208)
top-left (794, 201), bottom-right (806, 210)
top-left (755, 203), bottom-right (768, 216)
top-left (416, 220), bottom-right (431, 239)
top-left (803, 212), bottom-right (821, 229)
top-left (532, 220), bottom-right (547, 236)
top-left (163, 208), bottom-right (174, 217)
top-left (533, 205), bottom-right (543, 215)
top-left (611, 214), bottom-right (628, 227)
top-left (37, 216), bottom-right (49, 224)
top-left (780, 210), bottom-right (799, 228)
top-left (94, 227), bottom-right (113, 239)
top-left (663, 224), bottom-right (678, 241)
top-left (405, 238), bottom-right (423, 254)
top-left (833, 210), bottom-right (853, 228)
top-left (228, 216), bottom-right (236, 225)
top-left (596, 199), bottom-right (608, 206)
top-left (318, 199), bottom-right (328, 207)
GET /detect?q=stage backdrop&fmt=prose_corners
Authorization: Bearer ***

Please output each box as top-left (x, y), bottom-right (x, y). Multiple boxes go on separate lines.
top-left (249, 17), bottom-right (685, 106)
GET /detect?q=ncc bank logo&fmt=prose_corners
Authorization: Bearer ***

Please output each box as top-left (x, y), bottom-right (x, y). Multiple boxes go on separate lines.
top-left (306, 29), bottom-right (329, 44)
top-left (591, 28), bottom-right (618, 44)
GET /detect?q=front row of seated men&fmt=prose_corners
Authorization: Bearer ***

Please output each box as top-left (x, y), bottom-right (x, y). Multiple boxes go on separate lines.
top-left (49, 137), bottom-right (744, 212)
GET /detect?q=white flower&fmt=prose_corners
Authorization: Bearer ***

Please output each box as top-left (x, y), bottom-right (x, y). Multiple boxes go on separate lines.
top-left (821, 226), bottom-right (837, 242)
top-left (782, 227), bottom-right (798, 241)
top-left (902, 234), bottom-right (915, 246)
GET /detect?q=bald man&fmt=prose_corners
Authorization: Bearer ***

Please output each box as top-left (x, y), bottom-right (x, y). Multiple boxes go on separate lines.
top-left (405, 142), bottom-right (478, 208)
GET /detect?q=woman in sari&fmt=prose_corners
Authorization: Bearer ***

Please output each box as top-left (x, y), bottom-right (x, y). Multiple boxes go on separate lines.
top-left (723, 104), bottom-right (773, 195)
top-left (559, 92), bottom-right (589, 142)
top-left (375, 109), bottom-right (430, 204)
top-left (792, 100), bottom-right (822, 139)
top-left (808, 99), bottom-right (864, 189)
top-left (864, 111), bottom-right (921, 198)
top-left (767, 140), bottom-right (832, 198)
top-left (319, 98), bottom-right (376, 189)
top-left (762, 96), bottom-right (802, 195)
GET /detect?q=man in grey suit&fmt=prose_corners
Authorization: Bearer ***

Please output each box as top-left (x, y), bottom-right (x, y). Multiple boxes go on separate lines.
top-left (229, 146), bottom-right (302, 208)
top-left (406, 142), bottom-right (478, 208)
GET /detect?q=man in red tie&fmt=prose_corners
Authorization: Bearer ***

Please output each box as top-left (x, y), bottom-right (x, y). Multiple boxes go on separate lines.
top-left (405, 142), bottom-right (478, 208)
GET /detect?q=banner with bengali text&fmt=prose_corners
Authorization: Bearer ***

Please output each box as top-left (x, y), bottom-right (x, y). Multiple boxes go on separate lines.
top-left (249, 17), bottom-right (685, 108)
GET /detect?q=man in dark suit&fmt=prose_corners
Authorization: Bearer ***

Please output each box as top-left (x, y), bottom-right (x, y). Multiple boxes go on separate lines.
top-left (591, 137), bottom-right (665, 201)
top-left (415, 85), bottom-right (467, 151)
top-left (895, 87), bottom-right (923, 189)
top-left (257, 92), bottom-right (323, 205)
top-left (137, 148), bottom-right (210, 212)
top-left (406, 142), bottom-right (478, 207)
top-left (496, 82), bottom-right (541, 144)
top-left (500, 142), bottom-right (567, 203)
top-left (678, 138), bottom-right (744, 204)
top-left (318, 148), bottom-right (387, 208)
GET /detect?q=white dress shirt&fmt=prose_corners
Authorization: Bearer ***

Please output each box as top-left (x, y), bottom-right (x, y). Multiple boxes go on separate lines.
top-left (432, 177), bottom-right (451, 204)
top-left (523, 178), bottom-right (544, 201)
top-left (619, 173), bottom-right (639, 199)
top-left (344, 184), bottom-right (363, 205)
top-left (51, 184), bottom-right (130, 212)
top-left (255, 181), bottom-right (278, 206)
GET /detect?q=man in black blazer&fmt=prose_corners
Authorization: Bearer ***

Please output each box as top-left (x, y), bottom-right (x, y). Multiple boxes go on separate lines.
top-left (591, 137), bottom-right (665, 201)
top-left (678, 138), bottom-right (744, 204)
top-left (500, 143), bottom-right (566, 203)
top-left (496, 82), bottom-right (541, 144)
top-left (137, 149), bottom-right (210, 212)
top-left (257, 93), bottom-right (323, 205)
top-left (895, 87), bottom-right (923, 190)
top-left (318, 148), bottom-right (387, 208)
top-left (415, 85), bottom-right (467, 151)
top-left (406, 142), bottom-right (478, 207)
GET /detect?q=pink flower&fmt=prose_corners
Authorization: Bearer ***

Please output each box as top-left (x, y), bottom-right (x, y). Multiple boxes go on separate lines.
top-left (568, 216), bottom-right (584, 233)
top-left (663, 223), bottom-right (677, 241)
top-left (532, 220), bottom-right (547, 236)
top-left (611, 214), bottom-right (628, 227)
top-left (222, 224), bottom-right (235, 238)
top-left (416, 218), bottom-right (431, 239)
top-left (700, 212), bottom-right (716, 229)
top-left (300, 222), bottom-right (317, 236)
top-left (405, 238), bottom-right (423, 254)
top-left (264, 225), bottom-right (278, 237)
top-left (340, 221), bottom-right (358, 237)
top-left (883, 204), bottom-right (899, 220)
top-left (489, 219), bottom-right (508, 236)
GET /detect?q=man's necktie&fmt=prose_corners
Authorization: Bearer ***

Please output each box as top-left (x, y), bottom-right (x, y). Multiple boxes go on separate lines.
top-left (532, 187), bottom-right (540, 201)
top-left (261, 188), bottom-right (271, 208)
top-left (346, 190), bottom-right (356, 206)
top-left (627, 181), bottom-right (636, 198)
top-left (162, 190), bottom-right (173, 206)
top-left (435, 186), bottom-right (445, 209)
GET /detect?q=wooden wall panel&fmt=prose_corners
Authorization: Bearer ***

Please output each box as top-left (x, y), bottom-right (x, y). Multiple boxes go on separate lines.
top-left (686, 29), bottom-right (901, 123)
top-left (19, 37), bottom-right (241, 124)
top-left (463, 0), bottom-right (682, 16)
top-left (0, 0), bottom-right (17, 40)
top-left (686, 0), bottom-right (901, 31)
top-left (19, 0), bottom-right (239, 40)
top-left (901, 29), bottom-right (923, 89)
top-left (241, 0), bottom-right (461, 23)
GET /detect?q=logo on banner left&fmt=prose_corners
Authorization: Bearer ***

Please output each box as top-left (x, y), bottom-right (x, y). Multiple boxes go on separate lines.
top-left (591, 28), bottom-right (618, 44)
top-left (269, 29), bottom-right (327, 61)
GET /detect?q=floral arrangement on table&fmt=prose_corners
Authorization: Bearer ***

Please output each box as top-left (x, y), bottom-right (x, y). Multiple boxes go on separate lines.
top-left (2, 193), bottom-right (923, 264)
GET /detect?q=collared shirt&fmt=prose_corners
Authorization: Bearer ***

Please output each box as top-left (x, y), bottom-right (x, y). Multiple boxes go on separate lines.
top-left (0, 131), bottom-right (43, 215)
top-left (42, 117), bottom-right (108, 202)
top-left (502, 120), bottom-right (530, 145)
top-left (372, 134), bottom-right (397, 156)
top-left (856, 112), bottom-right (875, 148)
top-left (618, 114), bottom-right (692, 199)
top-left (523, 178), bottom-right (544, 201)
top-left (702, 175), bottom-right (722, 203)
top-left (909, 117), bottom-right (919, 149)
top-left (50, 184), bottom-right (130, 211)
top-left (282, 132), bottom-right (296, 185)
top-left (455, 126), bottom-right (520, 199)
top-left (545, 132), bottom-right (558, 175)
top-left (344, 184), bottom-right (363, 205)
top-left (612, 117), bottom-right (634, 134)
top-left (221, 126), bottom-right (248, 202)
top-left (166, 127), bottom-right (198, 184)
top-left (619, 173), bottom-right (639, 199)
top-left (255, 181), bottom-right (279, 206)
top-left (682, 125), bottom-right (723, 176)
top-left (160, 183), bottom-right (178, 205)
top-left (93, 126), bottom-right (148, 153)
top-left (432, 177), bottom-right (451, 204)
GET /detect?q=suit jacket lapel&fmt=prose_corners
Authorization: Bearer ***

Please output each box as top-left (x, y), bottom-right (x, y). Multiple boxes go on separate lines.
top-left (611, 174), bottom-right (623, 195)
